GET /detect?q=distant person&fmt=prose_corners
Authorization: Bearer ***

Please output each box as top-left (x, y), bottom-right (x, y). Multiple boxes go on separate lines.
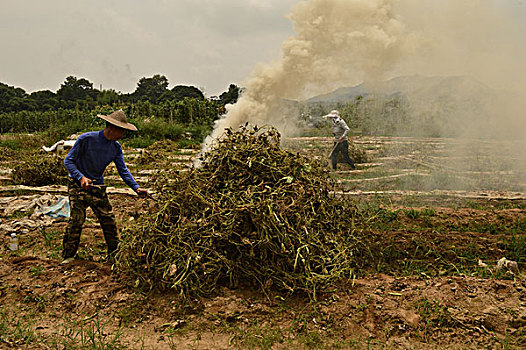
top-left (323, 110), bottom-right (356, 171)
top-left (61, 110), bottom-right (149, 264)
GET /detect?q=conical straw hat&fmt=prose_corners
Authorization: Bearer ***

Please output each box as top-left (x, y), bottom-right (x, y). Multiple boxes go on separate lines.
top-left (97, 110), bottom-right (137, 131)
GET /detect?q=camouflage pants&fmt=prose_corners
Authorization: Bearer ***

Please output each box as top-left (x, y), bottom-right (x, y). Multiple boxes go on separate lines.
top-left (62, 179), bottom-right (118, 259)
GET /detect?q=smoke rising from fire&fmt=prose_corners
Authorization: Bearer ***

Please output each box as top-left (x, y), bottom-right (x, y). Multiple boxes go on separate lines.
top-left (394, 0), bottom-right (526, 189)
top-left (204, 0), bottom-right (525, 186)
top-left (205, 0), bottom-right (419, 146)
top-left (396, 0), bottom-right (526, 93)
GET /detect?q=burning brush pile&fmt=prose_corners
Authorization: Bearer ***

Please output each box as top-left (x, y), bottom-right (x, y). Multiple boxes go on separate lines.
top-left (118, 125), bottom-right (364, 298)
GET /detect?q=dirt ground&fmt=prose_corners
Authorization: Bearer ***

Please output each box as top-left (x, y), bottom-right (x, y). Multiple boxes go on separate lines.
top-left (1, 192), bottom-right (525, 349)
top-left (1, 135), bottom-right (525, 349)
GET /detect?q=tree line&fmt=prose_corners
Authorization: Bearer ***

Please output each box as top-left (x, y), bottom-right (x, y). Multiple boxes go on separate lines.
top-left (0, 74), bottom-right (239, 113)
top-left (0, 75), bottom-right (242, 143)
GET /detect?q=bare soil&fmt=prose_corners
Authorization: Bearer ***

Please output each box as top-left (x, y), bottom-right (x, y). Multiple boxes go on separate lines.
top-left (1, 136), bottom-right (525, 349)
top-left (1, 193), bottom-right (525, 349)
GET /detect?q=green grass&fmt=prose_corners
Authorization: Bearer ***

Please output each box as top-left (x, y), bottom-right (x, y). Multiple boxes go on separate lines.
top-left (0, 133), bottom-right (45, 150)
top-left (122, 136), bottom-right (157, 148)
top-left (3, 210), bottom-right (27, 219)
top-left (0, 307), bottom-right (40, 347)
top-left (39, 228), bottom-right (62, 260)
top-left (116, 300), bottom-right (146, 327)
top-left (52, 314), bottom-right (127, 350)
top-left (414, 298), bottom-right (457, 333)
top-left (29, 264), bottom-right (45, 277)
top-left (498, 235), bottom-right (526, 265)
top-left (227, 321), bottom-right (285, 350)
top-left (120, 119), bottom-right (211, 150)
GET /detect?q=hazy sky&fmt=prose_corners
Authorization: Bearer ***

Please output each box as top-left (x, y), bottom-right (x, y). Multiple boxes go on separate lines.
top-left (0, 0), bottom-right (297, 96)
top-left (1, 0), bottom-right (525, 97)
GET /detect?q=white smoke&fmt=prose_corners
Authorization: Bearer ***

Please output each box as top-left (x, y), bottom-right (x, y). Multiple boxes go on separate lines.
top-left (203, 0), bottom-right (419, 150)
top-left (202, 0), bottom-right (526, 183)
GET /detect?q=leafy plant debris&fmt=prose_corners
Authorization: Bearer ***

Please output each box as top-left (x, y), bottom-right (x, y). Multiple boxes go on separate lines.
top-left (118, 125), bottom-right (364, 298)
top-left (136, 139), bottom-right (180, 166)
top-left (0, 146), bottom-right (16, 161)
top-left (11, 150), bottom-right (68, 186)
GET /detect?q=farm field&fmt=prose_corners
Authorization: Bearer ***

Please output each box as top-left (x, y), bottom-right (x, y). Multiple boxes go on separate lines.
top-left (1, 134), bottom-right (525, 349)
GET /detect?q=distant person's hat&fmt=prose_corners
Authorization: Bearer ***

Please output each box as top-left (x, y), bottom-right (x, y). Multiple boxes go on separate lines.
top-left (323, 110), bottom-right (340, 118)
top-left (97, 110), bottom-right (138, 131)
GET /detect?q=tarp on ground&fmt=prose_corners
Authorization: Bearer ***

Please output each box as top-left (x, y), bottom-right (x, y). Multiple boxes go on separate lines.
top-left (0, 194), bottom-right (70, 235)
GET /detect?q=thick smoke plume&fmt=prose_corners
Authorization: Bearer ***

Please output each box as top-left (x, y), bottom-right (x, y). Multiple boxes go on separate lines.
top-left (395, 0), bottom-right (526, 140)
top-left (205, 0), bottom-right (418, 147)
top-left (394, 0), bottom-right (526, 189)
top-left (203, 0), bottom-right (526, 189)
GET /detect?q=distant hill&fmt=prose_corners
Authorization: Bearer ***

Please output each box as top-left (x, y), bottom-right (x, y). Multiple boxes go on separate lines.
top-left (305, 83), bottom-right (369, 104)
top-left (305, 75), bottom-right (497, 104)
top-left (301, 75), bottom-right (519, 138)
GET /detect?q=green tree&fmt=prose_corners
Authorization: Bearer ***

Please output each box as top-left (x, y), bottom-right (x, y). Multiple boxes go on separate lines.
top-left (57, 76), bottom-right (96, 101)
top-left (164, 85), bottom-right (204, 101)
top-left (133, 74), bottom-right (169, 103)
top-left (30, 90), bottom-right (55, 100)
top-left (219, 84), bottom-right (241, 105)
top-left (0, 83), bottom-right (27, 112)
top-left (29, 90), bottom-right (59, 111)
top-left (96, 89), bottom-right (122, 105)
top-left (172, 85), bottom-right (204, 100)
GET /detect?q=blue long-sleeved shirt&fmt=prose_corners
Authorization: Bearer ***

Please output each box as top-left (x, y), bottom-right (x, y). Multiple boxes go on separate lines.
top-left (64, 131), bottom-right (139, 191)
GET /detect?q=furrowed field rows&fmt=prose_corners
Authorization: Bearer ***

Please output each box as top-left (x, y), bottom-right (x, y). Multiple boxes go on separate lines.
top-left (1, 136), bottom-right (524, 197)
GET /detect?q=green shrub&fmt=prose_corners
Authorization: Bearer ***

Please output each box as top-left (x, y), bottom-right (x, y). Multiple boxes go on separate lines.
top-left (0, 134), bottom-right (45, 150)
top-left (131, 118), bottom-right (184, 140)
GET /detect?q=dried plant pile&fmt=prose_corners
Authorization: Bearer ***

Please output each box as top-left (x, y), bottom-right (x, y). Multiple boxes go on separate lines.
top-left (0, 147), bottom-right (16, 162)
top-left (348, 142), bottom-right (369, 164)
top-left (136, 139), bottom-right (179, 166)
top-left (118, 125), bottom-right (363, 298)
top-left (146, 139), bottom-right (179, 151)
top-left (11, 151), bottom-right (68, 186)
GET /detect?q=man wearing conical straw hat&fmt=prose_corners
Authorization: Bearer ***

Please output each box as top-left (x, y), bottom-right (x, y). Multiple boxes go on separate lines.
top-left (61, 110), bottom-right (149, 264)
top-left (323, 110), bottom-right (356, 171)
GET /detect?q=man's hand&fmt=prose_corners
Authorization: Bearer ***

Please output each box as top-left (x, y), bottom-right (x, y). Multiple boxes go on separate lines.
top-left (136, 187), bottom-right (150, 198)
top-left (80, 176), bottom-right (93, 190)
top-left (338, 136), bottom-right (344, 143)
